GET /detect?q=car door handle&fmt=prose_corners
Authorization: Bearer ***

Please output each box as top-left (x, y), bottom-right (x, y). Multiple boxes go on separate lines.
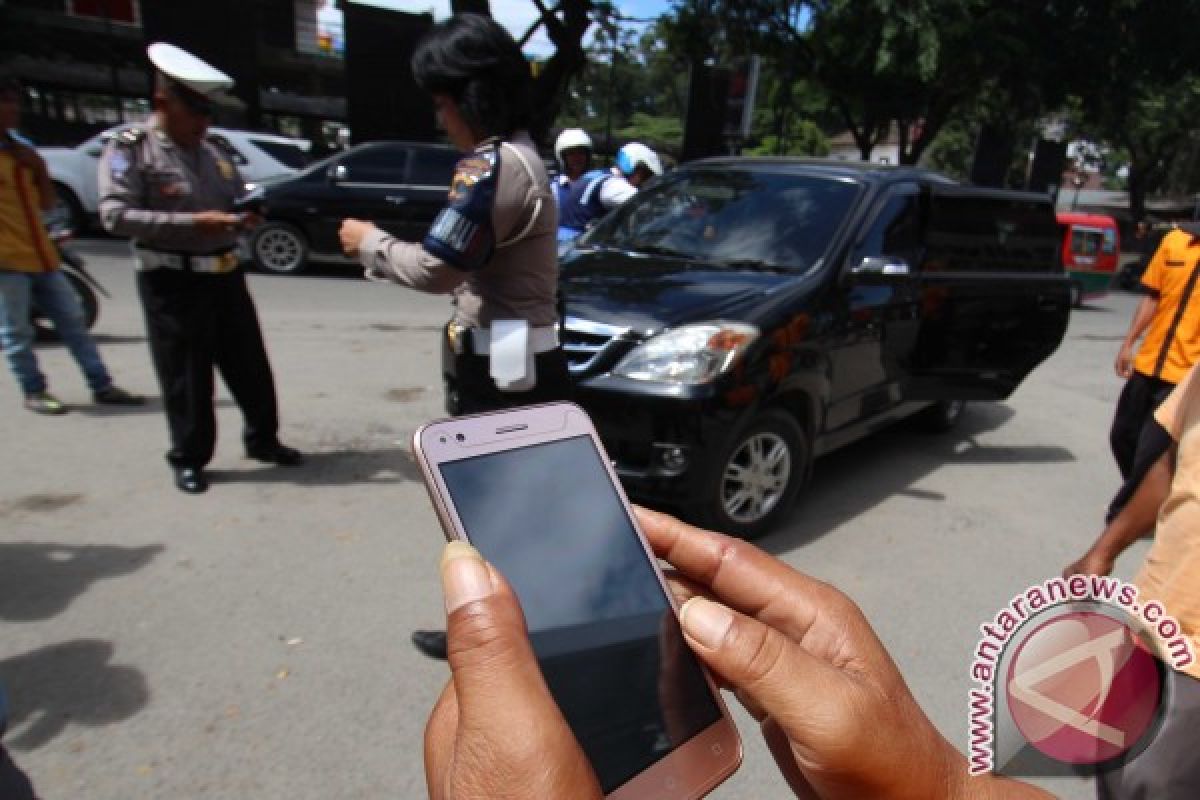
top-left (384, 195), bottom-right (407, 205)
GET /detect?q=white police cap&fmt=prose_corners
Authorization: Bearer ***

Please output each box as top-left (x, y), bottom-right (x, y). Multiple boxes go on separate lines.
top-left (146, 42), bottom-right (234, 96)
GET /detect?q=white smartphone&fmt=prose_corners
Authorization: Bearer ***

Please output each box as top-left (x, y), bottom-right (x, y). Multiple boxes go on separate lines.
top-left (413, 402), bottom-right (742, 799)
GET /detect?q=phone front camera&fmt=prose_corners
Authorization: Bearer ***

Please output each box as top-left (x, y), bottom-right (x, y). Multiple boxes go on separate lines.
top-left (456, 433), bottom-right (465, 442)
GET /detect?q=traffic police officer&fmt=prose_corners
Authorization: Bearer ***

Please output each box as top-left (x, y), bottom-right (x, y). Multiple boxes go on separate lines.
top-left (338, 14), bottom-right (571, 659)
top-left (98, 44), bottom-right (302, 494)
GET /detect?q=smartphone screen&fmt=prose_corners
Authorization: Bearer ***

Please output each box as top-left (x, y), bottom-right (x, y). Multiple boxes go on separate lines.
top-left (436, 433), bottom-right (724, 794)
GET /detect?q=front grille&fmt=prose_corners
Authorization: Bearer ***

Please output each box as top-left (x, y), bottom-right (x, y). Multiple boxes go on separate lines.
top-left (561, 316), bottom-right (632, 376)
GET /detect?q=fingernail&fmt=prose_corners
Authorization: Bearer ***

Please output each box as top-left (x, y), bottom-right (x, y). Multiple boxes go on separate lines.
top-left (680, 597), bottom-right (733, 649)
top-left (440, 541), bottom-right (493, 614)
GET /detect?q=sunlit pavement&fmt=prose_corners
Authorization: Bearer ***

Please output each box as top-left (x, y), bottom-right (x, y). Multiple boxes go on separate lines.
top-left (0, 240), bottom-right (1131, 798)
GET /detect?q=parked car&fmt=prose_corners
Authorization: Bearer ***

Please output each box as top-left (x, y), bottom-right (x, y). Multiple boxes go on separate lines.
top-left (242, 141), bottom-right (460, 274)
top-left (541, 158), bottom-right (1071, 538)
top-left (39, 124), bottom-right (311, 232)
top-left (1057, 211), bottom-right (1120, 307)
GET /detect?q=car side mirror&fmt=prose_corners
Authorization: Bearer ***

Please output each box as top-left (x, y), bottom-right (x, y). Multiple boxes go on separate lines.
top-left (329, 164), bottom-right (348, 183)
top-left (851, 256), bottom-right (911, 277)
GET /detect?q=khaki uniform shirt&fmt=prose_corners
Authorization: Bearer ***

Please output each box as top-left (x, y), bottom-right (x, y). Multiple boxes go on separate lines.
top-left (98, 119), bottom-right (243, 255)
top-left (357, 131), bottom-right (558, 329)
top-left (1140, 364), bottom-right (1200, 678)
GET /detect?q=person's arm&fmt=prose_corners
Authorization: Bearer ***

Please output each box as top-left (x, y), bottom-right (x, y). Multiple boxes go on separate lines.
top-left (1064, 445), bottom-right (1176, 577)
top-left (1115, 294), bottom-right (1160, 378)
top-left (599, 174), bottom-right (637, 209)
top-left (426, 509), bottom-right (1053, 800)
top-left (97, 141), bottom-right (239, 238)
top-left (5, 137), bottom-right (55, 212)
top-left (339, 219), bottom-right (466, 294)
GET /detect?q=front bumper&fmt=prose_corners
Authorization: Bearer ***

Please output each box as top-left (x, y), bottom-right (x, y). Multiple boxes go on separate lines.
top-left (575, 377), bottom-right (748, 511)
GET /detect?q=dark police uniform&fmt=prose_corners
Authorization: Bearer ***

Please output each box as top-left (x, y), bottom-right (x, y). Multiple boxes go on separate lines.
top-left (99, 120), bottom-right (287, 470)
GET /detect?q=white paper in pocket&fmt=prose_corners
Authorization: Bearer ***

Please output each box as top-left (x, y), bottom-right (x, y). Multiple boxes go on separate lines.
top-left (490, 319), bottom-right (535, 391)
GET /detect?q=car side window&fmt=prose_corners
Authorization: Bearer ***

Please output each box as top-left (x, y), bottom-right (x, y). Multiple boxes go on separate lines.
top-left (847, 186), bottom-right (923, 270)
top-left (339, 147), bottom-right (409, 184)
top-left (408, 149), bottom-right (458, 188)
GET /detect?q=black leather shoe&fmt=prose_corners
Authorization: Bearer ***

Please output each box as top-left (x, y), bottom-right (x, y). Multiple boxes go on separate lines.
top-left (246, 443), bottom-right (304, 467)
top-left (411, 630), bottom-right (448, 660)
top-left (174, 467), bottom-right (209, 494)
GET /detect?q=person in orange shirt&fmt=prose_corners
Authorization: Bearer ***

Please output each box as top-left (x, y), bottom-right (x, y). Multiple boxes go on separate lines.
top-left (1108, 225), bottom-right (1200, 501)
top-left (0, 75), bottom-right (140, 414)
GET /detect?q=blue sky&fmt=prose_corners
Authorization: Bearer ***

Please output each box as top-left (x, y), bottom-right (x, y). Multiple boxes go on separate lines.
top-left (350, 0), bottom-right (671, 57)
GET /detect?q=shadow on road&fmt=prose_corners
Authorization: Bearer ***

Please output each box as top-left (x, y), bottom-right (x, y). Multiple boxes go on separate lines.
top-left (206, 446), bottom-right (422, 486)
top-left (0, 639), bottom-right (149, 750)
top-left (759, 403), bottom-right (1076, 555)
top-left (0, 542), bottom-right (163, 622)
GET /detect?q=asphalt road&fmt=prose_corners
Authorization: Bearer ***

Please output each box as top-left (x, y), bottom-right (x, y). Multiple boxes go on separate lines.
top-left (1, 241), bottom-right (1145, 799)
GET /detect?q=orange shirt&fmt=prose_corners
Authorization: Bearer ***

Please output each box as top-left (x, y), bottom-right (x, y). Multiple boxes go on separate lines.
top-left (0, 145), bottom-right (57, 273)
top-left (1137, 364), bottom-right (1200, 678)
top-left (1134, 229), bottom-right (1200, 384)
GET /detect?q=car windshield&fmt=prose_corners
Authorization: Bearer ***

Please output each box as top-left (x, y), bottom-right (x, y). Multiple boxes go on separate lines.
top-left (584, 169), bottom-right (861, 272)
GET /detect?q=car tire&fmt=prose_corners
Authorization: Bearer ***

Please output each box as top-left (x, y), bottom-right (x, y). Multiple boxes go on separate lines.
top-left (52, 183), bottom-right (85, 234)
top-left (917, 399), bottom-right (966, 433)
top-left (251, 222), bottom-right (309, 274)
top-left (697, 409), bottom-right (809, 540)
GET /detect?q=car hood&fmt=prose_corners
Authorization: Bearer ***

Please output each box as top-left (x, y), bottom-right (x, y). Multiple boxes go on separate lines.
top-left (561, 248), bottom-right (794, 332)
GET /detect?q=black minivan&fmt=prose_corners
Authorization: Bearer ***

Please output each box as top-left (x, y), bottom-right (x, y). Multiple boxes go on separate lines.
top-left (245, 141), bottom-right (460, 274)
top-left (555, 158), bottom-right (1072, 538)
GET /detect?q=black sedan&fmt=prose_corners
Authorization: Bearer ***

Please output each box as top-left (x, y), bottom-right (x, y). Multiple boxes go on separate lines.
top-left (244, 141), bottom-right (460, 274)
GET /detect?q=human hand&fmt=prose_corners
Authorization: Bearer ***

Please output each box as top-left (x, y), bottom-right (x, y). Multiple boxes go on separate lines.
top-left (193, 211), bottom-right (242, 233)
top-left (424, 542), bottom-right (603, 800)
top-left (1062, 547), bottom-right (1115, 580)
top-left (339, 218), bottom-right (375, 256)
top-left (1115, 343), bottom-right (1134, 379)
top-left (238, 212), bottom-right (264, 230)
top-left (638, 507), bottom-right (992, 800)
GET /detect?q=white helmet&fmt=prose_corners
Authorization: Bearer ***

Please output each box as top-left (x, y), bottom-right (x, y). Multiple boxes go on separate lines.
top-left (616, 142), bottom-right (663, 178)
top-left (554, 128), bottom-right (593, 167)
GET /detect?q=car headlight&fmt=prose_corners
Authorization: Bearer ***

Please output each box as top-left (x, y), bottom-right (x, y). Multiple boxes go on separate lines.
top-left (613, 322), bottom-right (759, 384)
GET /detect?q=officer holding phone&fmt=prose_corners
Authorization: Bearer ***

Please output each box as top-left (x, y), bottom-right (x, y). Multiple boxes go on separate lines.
top-left (99, 43), bottom-right (302, 494)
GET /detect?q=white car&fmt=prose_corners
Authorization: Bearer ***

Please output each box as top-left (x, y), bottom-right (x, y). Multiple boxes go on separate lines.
top-left (39, 124), bottom-right (312, 232)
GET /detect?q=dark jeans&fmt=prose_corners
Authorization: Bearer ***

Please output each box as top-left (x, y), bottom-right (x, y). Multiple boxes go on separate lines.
top-left (137, 268), bottom-right (281, 468)
top-left (0, 745), bottom-right (37, 800)
top-left (446, 348), bottom-right (573, 416)
top-left (1097, 668), bottom-right (1200, 799)
top-left (1109, 372), bottom-right (1175, 481)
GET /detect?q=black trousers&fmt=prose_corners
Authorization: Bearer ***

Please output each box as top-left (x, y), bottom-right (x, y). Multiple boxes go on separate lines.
top-left (1097, 668), bottom-right (1200, 799)
top-left (1109, 372), bottom-right (1175, 481)
top-left (447, 348), bottom-right (573, 416)
top-left (137, 268), bottom-right (280, 469)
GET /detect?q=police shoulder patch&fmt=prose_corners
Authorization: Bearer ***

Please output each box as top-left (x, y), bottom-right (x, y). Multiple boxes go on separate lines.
top-left (448, 149), bottom-right (497, 203)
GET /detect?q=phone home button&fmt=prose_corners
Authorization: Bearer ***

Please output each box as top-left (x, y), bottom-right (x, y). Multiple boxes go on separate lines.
top-left (711, 743), bottom-right (723, 756)
top-left (664, 776), bottom-right (678, 791)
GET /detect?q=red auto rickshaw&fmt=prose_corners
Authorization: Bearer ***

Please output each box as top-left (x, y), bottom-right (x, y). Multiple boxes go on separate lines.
top-left (1057, 211), bottom-right (1120, 307)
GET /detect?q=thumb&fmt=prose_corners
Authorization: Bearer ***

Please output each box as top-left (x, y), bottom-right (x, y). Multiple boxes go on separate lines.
top-left (439, 542), bottom-right (560, 726)
top-left (678, 596), bottom-right (853, 748)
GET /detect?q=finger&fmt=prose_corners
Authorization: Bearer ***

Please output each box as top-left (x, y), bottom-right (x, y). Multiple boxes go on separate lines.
top-left (423, 681), bottom-right (459, 800)
top-left (635, 507), bottom-right (838, 647)
top-left (439, 543), bottom-right (566, 733)
top-left (678, 596), bottom-right (861, 757)
top-left (662, 570), bottom-right (707, 607)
